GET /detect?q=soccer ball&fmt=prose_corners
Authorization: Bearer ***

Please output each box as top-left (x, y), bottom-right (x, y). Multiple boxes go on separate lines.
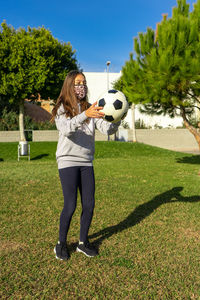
top-left (97, 89), bottom-right (129, 123)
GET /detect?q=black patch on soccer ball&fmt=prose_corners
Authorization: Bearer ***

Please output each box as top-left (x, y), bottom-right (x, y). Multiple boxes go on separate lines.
top-left (113, 99), bottom-right (123, 110)
top-left (108, 89), bottom-right (118, 94)
top-left (105, 115), bottom-right (114, 122)
top-left (98, 98), bottom-right (106, 107)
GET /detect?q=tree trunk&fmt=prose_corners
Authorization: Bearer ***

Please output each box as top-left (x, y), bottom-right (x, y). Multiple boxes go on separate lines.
top-left (181, 109), bottom-right (200, 151)
top-left (19, 101), bottom-right (26, 141)
top-left (131, 103), bottom-right (137, 142)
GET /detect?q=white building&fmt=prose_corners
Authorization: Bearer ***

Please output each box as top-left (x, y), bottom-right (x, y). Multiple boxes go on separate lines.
top-left (84, 72), bottom-right (121, 102)
top-left (84, 71), bottom-right (184, 129)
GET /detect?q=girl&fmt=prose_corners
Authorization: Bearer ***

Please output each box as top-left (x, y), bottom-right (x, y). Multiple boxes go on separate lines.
top-left (51, 70), bottom-right (120, 260)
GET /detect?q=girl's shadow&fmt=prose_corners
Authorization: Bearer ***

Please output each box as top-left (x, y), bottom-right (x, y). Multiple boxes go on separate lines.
top-left (89, 187), bottom-right (200, 248)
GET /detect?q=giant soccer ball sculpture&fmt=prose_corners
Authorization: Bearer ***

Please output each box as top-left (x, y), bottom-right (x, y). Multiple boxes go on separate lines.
top-left (97, 89), bottom-right (129, 123)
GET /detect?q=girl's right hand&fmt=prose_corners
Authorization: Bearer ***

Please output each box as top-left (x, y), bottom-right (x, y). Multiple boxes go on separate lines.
top-left (85, 101), bottom-right (105, 118)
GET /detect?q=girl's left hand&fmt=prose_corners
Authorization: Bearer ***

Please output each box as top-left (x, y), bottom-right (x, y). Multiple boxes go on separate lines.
top-left (85, 101), bottom-right (105, 118)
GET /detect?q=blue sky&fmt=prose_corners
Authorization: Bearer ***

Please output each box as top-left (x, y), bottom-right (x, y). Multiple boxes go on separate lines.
top-left (0, 0), bottom-right (196, 72)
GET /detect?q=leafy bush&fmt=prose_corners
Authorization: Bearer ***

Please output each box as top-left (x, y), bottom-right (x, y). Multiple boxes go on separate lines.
top-left (135, 119), bottom-right (150, 129)
top-left (0, 108), bottom-right (56, 131)
top-left (32, 121), bottom-right (56, 130)
top-left (186, 117), bottom-right (200, 129)
top-left (121, 120), bottom-right (130, 129)
top-left (0, 108), bottom-right (19, 130)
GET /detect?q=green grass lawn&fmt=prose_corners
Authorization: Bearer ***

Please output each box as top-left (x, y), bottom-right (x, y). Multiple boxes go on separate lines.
top-left (0, 141), bottom-right (200, 299)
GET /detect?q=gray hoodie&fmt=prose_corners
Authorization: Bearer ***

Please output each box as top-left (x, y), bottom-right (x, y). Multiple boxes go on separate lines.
top-left (55, 104), bottom-right (120, 169)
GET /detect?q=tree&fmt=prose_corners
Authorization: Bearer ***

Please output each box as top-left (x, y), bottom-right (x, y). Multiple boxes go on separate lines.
top-left (117, 0), bottom-right (200, 149)
top-left (0, 21), bottom-right (78, 141)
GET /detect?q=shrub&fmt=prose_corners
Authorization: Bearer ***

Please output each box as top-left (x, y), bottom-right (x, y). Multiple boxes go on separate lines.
top-left (135, 119), bottom-right (150, 129)
top-left (0, 108), bottom-right (19, 130)
top-left (0, 108), bottom-right (56, 131)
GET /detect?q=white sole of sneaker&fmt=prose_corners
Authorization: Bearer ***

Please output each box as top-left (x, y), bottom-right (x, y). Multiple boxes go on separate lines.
top-left (54, 247), bottom-right (68, 261)
top-left (54, 247), bottom-right (61, 260)
top-left (76, 247), bottom-right (95, 257)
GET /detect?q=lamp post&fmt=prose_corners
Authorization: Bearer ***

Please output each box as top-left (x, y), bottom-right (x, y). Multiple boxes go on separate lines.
top-left (106, 61), bottom-right (111, 141)
top-left (106, 61), bottom-right (111, 90)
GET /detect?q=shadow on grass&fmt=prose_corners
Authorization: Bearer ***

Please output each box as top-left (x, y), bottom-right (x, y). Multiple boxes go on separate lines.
top-left (31, 154), bottom-right (49, 160)
top-left (176, 155), bottom-right (200, 164)
top-left (89, 187), bottom-right (200, 249)
top-left (0, 158), bottom-right (3, 161)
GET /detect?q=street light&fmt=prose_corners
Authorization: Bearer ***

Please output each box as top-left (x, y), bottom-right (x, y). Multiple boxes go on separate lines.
top-left (106, 61), bottom-right (111, 90)
top-left (106, 61), bottom-right (111, 141)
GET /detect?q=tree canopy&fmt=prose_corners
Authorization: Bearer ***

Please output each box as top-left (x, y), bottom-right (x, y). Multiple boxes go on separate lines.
top-left (0, 21), bottom-right (78, 140)
top-left (117, 0), bottom-right (200, 148)
top-left (0, 21), bottom-right (78, 108)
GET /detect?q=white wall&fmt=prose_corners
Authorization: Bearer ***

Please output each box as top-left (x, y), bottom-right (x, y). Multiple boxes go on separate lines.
top-left (84, 71), bottom-right (184, 129)
top-left (84, 71), bottom-right (121, 102)
top-left (134, 106), bottom-right (183, 129)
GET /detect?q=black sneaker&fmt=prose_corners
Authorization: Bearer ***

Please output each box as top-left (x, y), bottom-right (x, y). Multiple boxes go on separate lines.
top-left (76, 241), bottom-right (98, 257)
top-left (54, 241), bottom-right (70, 261)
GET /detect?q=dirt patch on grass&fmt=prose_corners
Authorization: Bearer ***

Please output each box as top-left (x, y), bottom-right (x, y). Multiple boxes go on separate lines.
top-left (180, 228), bottom-right (200, 241)
top-left (0, 240), bottom-right (25, 254)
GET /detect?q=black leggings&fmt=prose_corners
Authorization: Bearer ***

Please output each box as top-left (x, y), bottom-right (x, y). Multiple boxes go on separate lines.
top-left (58, 166), bottom-right (95, 243)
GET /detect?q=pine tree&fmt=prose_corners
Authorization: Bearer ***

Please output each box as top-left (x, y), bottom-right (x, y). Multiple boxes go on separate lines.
top-left (118, 0), bottom-right (200, 149)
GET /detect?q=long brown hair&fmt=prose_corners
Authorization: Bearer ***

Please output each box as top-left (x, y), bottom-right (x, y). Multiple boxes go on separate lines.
top-left (51, 70), bottom-right (90, 122)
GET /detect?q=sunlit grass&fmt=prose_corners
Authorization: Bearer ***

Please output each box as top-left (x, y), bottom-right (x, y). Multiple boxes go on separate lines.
top-left (0, 141), bottom-right (200, 299)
